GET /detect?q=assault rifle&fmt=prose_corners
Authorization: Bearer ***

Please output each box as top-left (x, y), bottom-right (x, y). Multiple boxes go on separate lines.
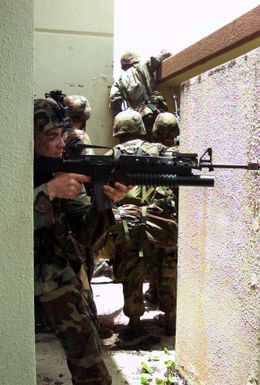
top-left (34, 145), bottom-right (259, 211)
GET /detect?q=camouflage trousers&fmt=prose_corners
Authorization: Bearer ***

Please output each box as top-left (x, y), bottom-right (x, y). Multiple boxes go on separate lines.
top-left (39, 278), bottom-right (111, 385)
top-left (113, 238), bottom-right (177, 320)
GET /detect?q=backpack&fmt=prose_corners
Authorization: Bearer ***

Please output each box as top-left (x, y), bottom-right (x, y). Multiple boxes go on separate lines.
top-left (118, 65), bottom-right (168, 118)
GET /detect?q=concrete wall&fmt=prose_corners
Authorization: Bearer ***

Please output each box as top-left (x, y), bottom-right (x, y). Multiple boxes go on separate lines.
top-left (176, 48), bottom-right (259, 385)
top-left (34, 0), bottom-right (114, 147)
top-left (0, 1), bottom-right (35, 385)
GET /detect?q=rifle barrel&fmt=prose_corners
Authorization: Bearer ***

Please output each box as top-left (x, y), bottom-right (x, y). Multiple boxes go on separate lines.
top-left (210, 163), bottom-right (259, 170)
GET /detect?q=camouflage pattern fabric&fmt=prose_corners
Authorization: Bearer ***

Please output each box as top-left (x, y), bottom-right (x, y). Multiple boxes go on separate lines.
top-left (110, 51), bottom-right (171, 138)
top-left (94, 140), bottom-right (178, 330)
top-left (40, 278), bottom-right (111, 385)
top-left (34, 98), bottom-right (66, 137)
top-left (112, 109), bottom-right (146, 137)
top-left (63, 94), bottom-right (94, 156)
top-left (64, 95), bottom-right (92, 121)
top-left (111, 217), bottom-right (177, 320)
top-left (115, 139), bottom-right (166, 158)
top-left (34, 183), bottom-right (114, 384)
top-left (92, 259), bottom-right (114, 279)
top-left (120, 51), bottom-right (140, 69)
top-left (65, 128), bottom-right (95, 155)
top-left (152, 112), bottom-right (179, 144)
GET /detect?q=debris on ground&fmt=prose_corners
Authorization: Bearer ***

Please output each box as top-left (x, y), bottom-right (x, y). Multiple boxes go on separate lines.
top-left (36, 280), bottom-right (186, 385)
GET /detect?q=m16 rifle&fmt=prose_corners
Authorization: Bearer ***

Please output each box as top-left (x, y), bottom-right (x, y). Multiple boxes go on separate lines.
top-left (34, 145), bottom-right (259, 211)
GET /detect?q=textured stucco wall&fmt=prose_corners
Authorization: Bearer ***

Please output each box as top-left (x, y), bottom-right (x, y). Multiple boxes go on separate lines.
top-left (176, 48), bottom-right (259, 385)
top-left (0, 1), bottom-right (35, 385)
top-left (34, 0), bottom-right (114, 147)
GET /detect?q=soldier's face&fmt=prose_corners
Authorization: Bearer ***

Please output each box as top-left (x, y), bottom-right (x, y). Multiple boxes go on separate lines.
top-left (35, 128), bottom-right (66, 157)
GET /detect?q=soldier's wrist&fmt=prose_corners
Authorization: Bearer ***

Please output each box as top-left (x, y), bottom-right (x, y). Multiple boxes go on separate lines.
top-left (46, 181), bottom-right (56, 201)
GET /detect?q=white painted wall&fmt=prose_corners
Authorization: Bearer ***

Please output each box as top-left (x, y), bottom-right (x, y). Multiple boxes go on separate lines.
top-left (34, 0), bottom-right (115, 147)
top-left (177, 48), bottom-right (259, 385)
top-left (0, 1), bottom-right (35, 385)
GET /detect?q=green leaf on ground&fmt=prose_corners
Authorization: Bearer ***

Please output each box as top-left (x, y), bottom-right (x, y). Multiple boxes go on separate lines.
top-left (148, 355), bottom-right (160, 362)
top-left (141, 361), bottom-right (153, 374)
top-left (155, 377), bottom-right (166, 384)
top-left (163, 347), bottom-right (172, 355)
top-left (167, 375), bottom-right (179, 383)
top-left (165, 359), bottom-right (175, 369)
top-left (140, 373), bottom-right (153, 384)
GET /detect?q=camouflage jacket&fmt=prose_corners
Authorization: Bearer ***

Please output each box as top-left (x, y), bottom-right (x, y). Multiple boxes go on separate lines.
top-left (110, 51), bottom-right (170, 116)
top-left (114, 139), bottom-right (178, 215)
top-left (65, 127), bottom-right (95, 156)
top-left (93, 141), bottom-right (178, 255)
top-left (34, 183), bottom-right (114, 295)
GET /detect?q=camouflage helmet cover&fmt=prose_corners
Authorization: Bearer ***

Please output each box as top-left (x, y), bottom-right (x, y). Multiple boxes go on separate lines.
top-left (120, 51), bottom-right (140, 70)
top-left (34, 98), bottom-right (65, 137)
top-left (113, 109), bottom-right (146, 137)
top-left (64, 95), bottom-right (91, 121)
top-left (152, 112), bottom-right (179, 140)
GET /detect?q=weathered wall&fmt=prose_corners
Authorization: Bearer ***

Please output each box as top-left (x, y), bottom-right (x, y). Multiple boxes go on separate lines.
top-left (0, 1), bottom-right (35, 385)
top-left (34, 0), bottom-right (114, 146)
top-left (176, 48), bottom-right (259, 385)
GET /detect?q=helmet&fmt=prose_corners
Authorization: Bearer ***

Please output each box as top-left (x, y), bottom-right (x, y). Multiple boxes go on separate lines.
top-left (64, 95), bottom-right (91, 121)
top-left (152, 112), bottom-right (179, 142)
top-left (120, 51), bottom-right (140, 70)
top-left (113, 110), bottom-right (146, 137)
top-left (34, 98), bottom-right (66, 136)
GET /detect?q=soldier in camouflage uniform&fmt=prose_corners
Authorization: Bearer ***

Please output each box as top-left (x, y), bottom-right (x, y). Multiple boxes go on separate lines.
top-left (63, 94), bottom-right (116, 280)
top-left (109, 50), bottom-right (171, 139)
top-left (112, 108), bottom-right (146, 142)
top-left (98, 110), bottom-right (179, 336)
top-left (144, 112), bottom-right (179, 306)
top-left (152, 112), bottom-right (179, 147)
top-left (34, 98), bottom-right (130, 385)
top-left (63, 94), bottom-right (95, 155)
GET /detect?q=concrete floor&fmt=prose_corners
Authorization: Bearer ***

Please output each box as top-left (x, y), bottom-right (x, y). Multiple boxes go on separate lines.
top-left (36, 279), bottom-right (179, 385)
